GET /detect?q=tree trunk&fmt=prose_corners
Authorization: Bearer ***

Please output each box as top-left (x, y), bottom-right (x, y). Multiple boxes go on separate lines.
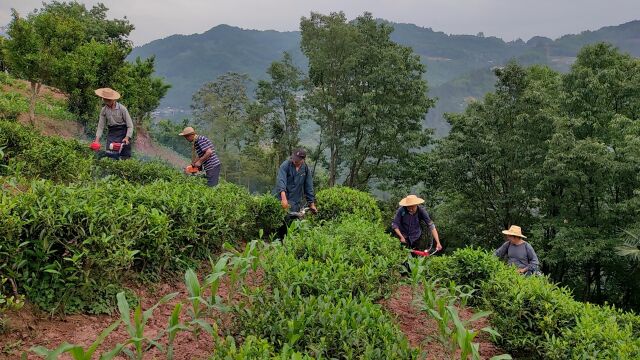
top-left (29, 81), bottom-right (42, 126)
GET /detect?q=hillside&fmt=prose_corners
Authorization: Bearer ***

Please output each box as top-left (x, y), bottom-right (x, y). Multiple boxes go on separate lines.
top-left (0, 75), bottom-right (189, 167)
top-left (130, 20), bottom-right (640, 134)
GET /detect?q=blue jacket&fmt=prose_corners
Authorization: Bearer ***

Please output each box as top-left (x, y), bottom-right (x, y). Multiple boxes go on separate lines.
top-left (274, 159), bottom-right (315, 212)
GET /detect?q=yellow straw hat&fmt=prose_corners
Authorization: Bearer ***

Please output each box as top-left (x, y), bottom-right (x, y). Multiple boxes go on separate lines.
top-left (178, 126), bottom-right (196, 136)
top-left (94, 88), bottom-right (121, 100)
top-left (399, 195), bottom-right (425, 207)
top-left (501, 225), bottom-right (527, 239)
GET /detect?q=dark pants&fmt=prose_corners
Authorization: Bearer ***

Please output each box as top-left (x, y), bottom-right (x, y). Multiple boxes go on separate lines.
top-left (106, 125), bottom-right (132, 160)
top-left (205, 165), bottom-right (221, 187)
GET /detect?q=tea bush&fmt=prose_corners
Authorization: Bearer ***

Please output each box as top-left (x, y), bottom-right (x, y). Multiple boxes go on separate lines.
top-left (1, 179), bottom-right (283, 313)
top-left (251, 194), bottom-right (286, 238)
top-left (94, 157), bottom-right (200, 185)
top-left (0, 120), bottom-right (37, 168)
top-left (237, 290), bottom-right (419, 359)
top-left (427, 247), bottom-right (504, 302)
top-left (544, 304), bottom-right (640, 359)
top-left (315, 186), bottom-right (382, 223)
top-left (426, 248), bottom-right (640, 358)
top-left (262, 216), bottom-right (405, 299)
top-left (14, 136), bottom-right (94, 183)
top-left (0, 92), bottom-right (28, 121)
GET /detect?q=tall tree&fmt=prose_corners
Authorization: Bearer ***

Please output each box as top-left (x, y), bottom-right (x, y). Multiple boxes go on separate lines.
top-left (4, 2), bottom-right (133, 124)
top-left (113, 56), bottom-right (171, 126)
top-left (436, 62), bottom-right (561, 247)
top-left (256, 52), bottom-right (306, 163)
top-left (192, 72), bottom-right (250, 152)
top-left (539, 43), bottom-right (640, 306)
top-left (301, 12), bottom-right (433, 188)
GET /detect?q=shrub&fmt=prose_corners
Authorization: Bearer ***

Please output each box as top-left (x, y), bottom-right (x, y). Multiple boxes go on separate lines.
top-left (94, 157), bottom-right (199, 185)
top-left (2, 179), bottom-right (278, 313)
top-left (262, 216), bottom-right (405, 299)
top-left (315, 186), bottom-right (382, 223)
top-left (427, 247), bottom-right (504, 301)
top-left (236, 291), bottom-right (420, 359)
top-left (0, 120), bottom-right (37, 165)
top-left (544, 304), bottom-right (640, 359)
top-left (425, 248), bottom-right (640, 357)
top-left (0, 92), bottom-right (28, 121)
top-left (14, 136), bottom-right (94, 182)
top-left (251, 194), bottom-right (286, 238)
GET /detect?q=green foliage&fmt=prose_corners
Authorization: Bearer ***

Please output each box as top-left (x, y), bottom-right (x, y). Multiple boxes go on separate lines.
top-left (4, 2), bottom-right (133, 123)
top-left (428, 248), bottom-right (640, 358)
top-left (0, 92), bottom-right (27, 121)
top-left (262, 216), bottom-right (405, 299)
top-left (420, 278), bottom-right (504, 360)
top-left (113, 56), bottom-right (171, 125)
top-left (427, 247), bottom-right (504, 301)
top-left (544, 304), bottom-right (640, 360)
top-left (1, 177), bottom-right (281, 313)
top-left (251, 194), bottom-right (286, 237)
top-left (94, 157), bottom-right (198, 185)
top-left (301, 12), bottom-right (434, 188)
top-left (237, 291), bottom-right (419, 359)
top-left (314, 186), bottom-right (382, 223)
top-left (14, 136), bottom-right (94, 183)
top-left (256, 51), bottom-right (306, 161)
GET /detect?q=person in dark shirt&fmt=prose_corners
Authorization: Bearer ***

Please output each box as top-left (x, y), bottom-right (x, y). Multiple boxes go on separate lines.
top-left (179, 126), bottom-right (222, 187)
top-left (274, 148), bottom-right (317, 213)
top-left (494, 225), bottom-right (540, 275)
top-left (391, 195), bottom-right (442, 251)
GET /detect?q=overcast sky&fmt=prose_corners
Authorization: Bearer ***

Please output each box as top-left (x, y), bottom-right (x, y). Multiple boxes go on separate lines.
top-left (2, 0), bottom-right (639, 46)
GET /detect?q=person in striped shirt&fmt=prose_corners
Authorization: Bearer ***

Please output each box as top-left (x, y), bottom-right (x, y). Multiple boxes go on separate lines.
top-left (179, 126), bottom-right (222, 187)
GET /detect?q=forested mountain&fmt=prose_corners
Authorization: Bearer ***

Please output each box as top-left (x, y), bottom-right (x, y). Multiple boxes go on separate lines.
top-left (131, 20), bottom-right (640, 134)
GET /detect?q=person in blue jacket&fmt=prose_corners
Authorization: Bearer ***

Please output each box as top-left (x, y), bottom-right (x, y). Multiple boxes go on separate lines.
top-left (274, 148), bottom-right (317, 214)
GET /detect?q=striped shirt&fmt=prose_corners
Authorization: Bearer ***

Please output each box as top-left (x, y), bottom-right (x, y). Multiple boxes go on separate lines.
top-left (193, 135), bottom-right (221, 171)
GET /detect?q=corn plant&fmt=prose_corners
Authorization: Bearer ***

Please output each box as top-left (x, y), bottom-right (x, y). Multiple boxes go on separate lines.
top-left (116, 291), bottom-right (178, 360)
top-left (205, 256), bottom-right (229, 312)
top-left (165, 303), bottom-right (189, 360)
top-left (30, 320), bottom-right (123, 360)
top-left (222, 240), bottom-right (263, 303)
top-left (420, 279), bottom-right (509, 360)
top-left (184, 268), bottom-right (213, 337)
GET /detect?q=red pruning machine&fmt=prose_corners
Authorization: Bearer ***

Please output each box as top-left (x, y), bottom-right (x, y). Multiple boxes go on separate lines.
top-left (89, 141), bottom-right (101, 151)
top-left (107, 142), bottom-right (125, 154)
top-left (184, 164), bottom-right (201, 175)
top-left (408, 240), bottom-right (440, 257)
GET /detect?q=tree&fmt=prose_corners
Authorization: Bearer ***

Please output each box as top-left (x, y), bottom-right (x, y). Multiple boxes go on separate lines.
top-left (300, 12), bottom-right (433, 188)
top-left (4, 2), bottom-right (133, 124)
top-left (192, 72), bottom-right (250, 152)
top-left (538, 44), bottom-right (640, 306)
top-left (435, 62), bottom-right (562, 247)
top-left (256, 52), bottom-right (306, 163)
top-left (113, 56), bottom-right (171, 127)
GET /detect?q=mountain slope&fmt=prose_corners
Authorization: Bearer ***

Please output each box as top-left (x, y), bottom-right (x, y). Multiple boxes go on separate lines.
top-left (130, 20), bottom-right (640, 133)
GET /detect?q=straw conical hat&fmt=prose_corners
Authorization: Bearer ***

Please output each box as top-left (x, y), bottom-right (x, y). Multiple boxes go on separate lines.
top-left (94, 88), bottom-right (121, 100)
top-left (399, 195), bottom-right (425, 207)
top-left (501, 225), bottom-right (527, 239)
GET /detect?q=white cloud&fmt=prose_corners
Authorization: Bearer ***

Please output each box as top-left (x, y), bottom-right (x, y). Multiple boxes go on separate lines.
top-left (2, 0), bottom-right (638, 45)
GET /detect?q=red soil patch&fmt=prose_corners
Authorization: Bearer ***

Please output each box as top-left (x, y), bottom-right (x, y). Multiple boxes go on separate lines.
top-left (0, 269), bottom-right (264, 360)
top-left (380, 284), bottom-right (507, 359)
top-left (18, 113), bottom-right (85, 139)
top-left (134, 127), bottom-right (188, 169)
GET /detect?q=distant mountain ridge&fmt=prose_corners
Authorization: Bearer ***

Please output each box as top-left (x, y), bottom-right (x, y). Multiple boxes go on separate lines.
top-left (131, 20), bottom-right (640, 133)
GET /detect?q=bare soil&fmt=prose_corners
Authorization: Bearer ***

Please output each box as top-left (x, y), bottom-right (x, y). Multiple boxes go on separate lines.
top-left (380, 284), bottom-right (507, 360)
top-left (0, 269), bottom-right (265, 360)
